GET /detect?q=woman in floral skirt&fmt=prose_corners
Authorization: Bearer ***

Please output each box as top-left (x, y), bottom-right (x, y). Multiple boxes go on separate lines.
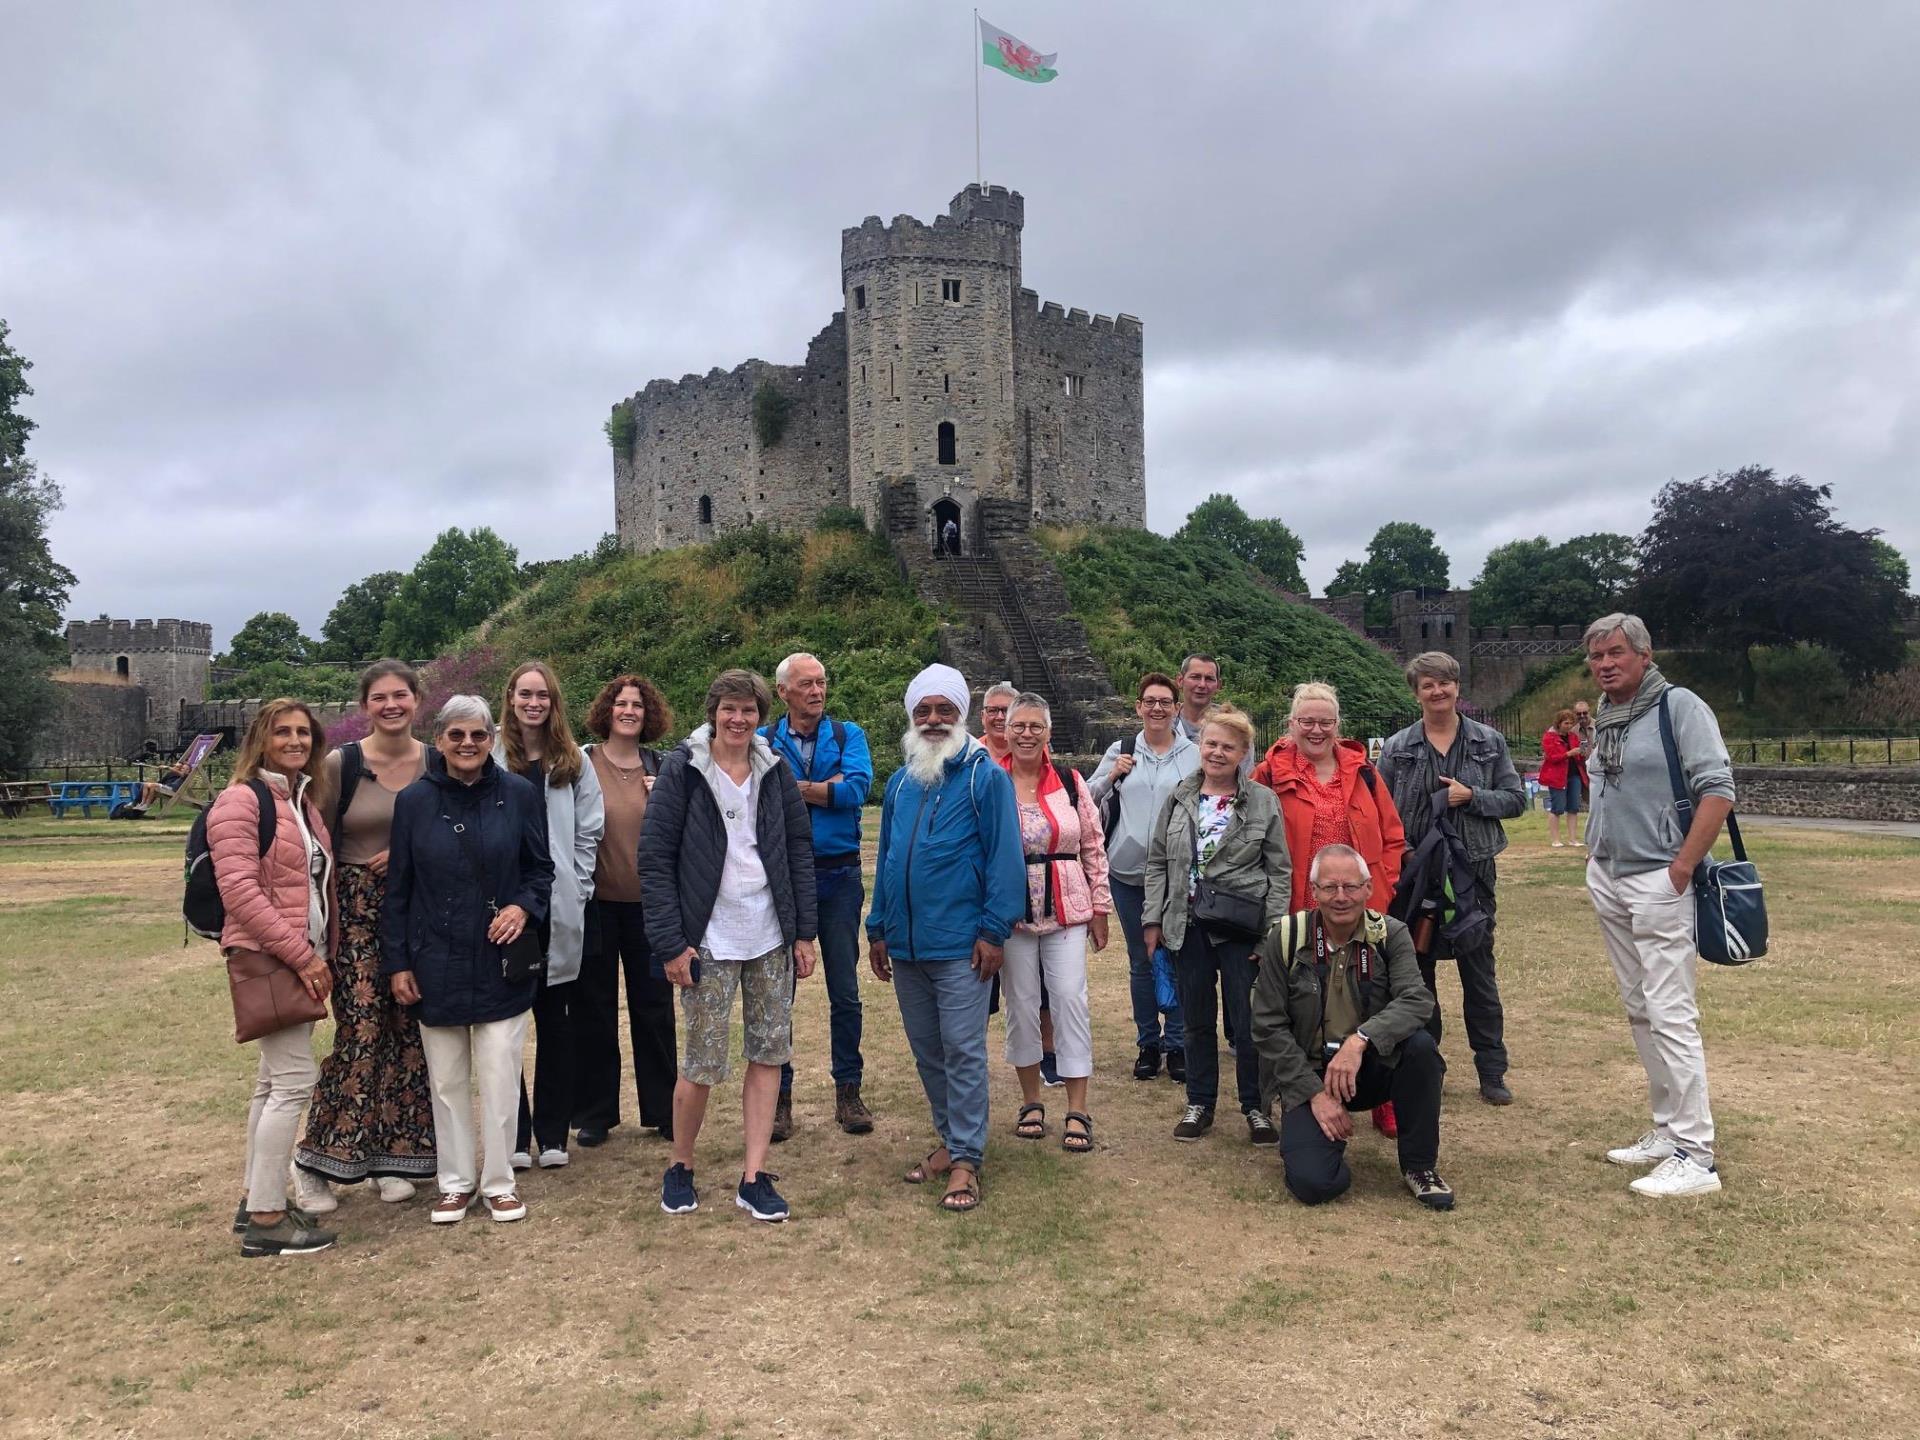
top-left (293, 660), bottom-right (436, 1209)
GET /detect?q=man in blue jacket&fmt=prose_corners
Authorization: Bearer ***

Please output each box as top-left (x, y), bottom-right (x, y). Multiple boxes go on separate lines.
top-left (763, 652), bottom-right (876, 1138)
top-left (867, 663), bottom-right (1025, 1214)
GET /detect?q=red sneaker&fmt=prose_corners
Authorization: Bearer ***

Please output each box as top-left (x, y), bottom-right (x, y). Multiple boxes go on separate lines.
top-left (1371, 1102), bottom-right (1398, 1138)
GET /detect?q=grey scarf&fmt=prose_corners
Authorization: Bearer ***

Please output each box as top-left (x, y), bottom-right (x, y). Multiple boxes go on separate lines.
top-left (1592, 664), bottom-right (1669, 782)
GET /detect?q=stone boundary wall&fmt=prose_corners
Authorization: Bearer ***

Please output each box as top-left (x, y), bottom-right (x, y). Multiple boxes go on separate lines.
top-left (1733, 766), bottom-right (1920, 823)
top-left (36, 679), bottom-right (149, 763)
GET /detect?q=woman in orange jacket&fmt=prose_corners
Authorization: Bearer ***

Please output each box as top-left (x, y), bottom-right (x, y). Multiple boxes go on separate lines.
top-left (1251, 682), bottom-right (1408, 1136)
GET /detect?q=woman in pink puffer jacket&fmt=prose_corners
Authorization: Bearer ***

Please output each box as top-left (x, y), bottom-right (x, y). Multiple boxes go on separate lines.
top-left (997, 692), bottom-right (1112, 1155)
top-left (210, 699), bottom-right (340, 1258)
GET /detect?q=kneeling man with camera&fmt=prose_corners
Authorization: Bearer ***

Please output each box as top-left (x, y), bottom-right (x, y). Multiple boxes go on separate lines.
top-left (1250, 845), bottom-right (1453, 1210)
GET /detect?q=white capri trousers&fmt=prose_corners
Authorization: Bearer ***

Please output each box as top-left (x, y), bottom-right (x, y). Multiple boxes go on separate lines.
top-left (1001, 925), bottom-right (1093, 1078)
top-left (420, 1012), bottom-right (532, 1199)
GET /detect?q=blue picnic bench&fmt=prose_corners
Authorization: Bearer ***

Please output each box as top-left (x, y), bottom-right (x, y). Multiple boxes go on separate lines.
top-left (47, 781), bottom-right (146, 818)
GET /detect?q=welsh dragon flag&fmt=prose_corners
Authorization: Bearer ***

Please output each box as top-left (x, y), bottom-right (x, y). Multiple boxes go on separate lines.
top-left (980, 18), bottom-right (1058, 83)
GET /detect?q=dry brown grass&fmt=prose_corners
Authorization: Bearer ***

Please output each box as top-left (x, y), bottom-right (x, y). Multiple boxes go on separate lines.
top-left (0, 812), bottom-right (1915, 1439)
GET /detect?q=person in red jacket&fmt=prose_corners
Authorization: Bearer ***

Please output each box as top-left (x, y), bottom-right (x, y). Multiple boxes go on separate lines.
top-left (1539, 709), bottom-right (1582, 848)
top-left (210, 699), bottom-right (339, 1258)
top-left (1252, 681), bottom-right (1407, 1135)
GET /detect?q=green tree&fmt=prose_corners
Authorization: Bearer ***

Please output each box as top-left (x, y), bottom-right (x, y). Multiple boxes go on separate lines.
top-left (1632, 465), bottom-right (1905, 703)
top-left (222, 611), bottom-right (312, 669)
top-left (1174, 494), bottom-right (1307, 592)
top-left (1868, 537), bottom-right (1911, 597)
top-left (0, 323), bottom-right (74, 774)
top-left (317, 570), bottom-right (403, 662)
top-left (378, 527), bottom-right (521, 657)
top-left (1331, 522), bottom-right (1451, 626)
top-left (1472, 531), bottom-right (1637, 628)
top-left (0, 319), bottom-right (35, 462)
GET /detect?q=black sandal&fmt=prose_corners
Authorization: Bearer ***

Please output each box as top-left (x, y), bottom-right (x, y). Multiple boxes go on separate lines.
top-left (1015, 1102), bottom-right (1047, 1139)
top-left (940, 1166), bottom-right (981, 1212)
top-left (1062, 1111), bottom-right (1094, 1153)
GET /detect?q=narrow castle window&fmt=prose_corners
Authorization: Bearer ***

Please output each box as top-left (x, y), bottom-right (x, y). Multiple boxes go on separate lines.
top-left (853, 285), bottom-right (866, 310)
top-left (117, 656), bottom-right (131, 678)
top-left (944, 374), bottom-right (951, 393)
top-left (698, 495), bottom-right (713, 526)
top-left (1064, 374), bottom-right (1085, 398)
top-left (942, 278), bottom-right (961, 303)
top-left (937, 422), bottom-right (957, 466)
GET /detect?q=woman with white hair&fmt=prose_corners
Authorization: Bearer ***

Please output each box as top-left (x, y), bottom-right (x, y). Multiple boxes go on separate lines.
top-left (997, 693), bottom-right (1111, 1152)
top-left (383, 695), bottom-right (554, 1225)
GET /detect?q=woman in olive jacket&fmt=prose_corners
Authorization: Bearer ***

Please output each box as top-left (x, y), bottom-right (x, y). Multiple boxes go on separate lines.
top-left (1142, 705), bottom-right (1292, 1148)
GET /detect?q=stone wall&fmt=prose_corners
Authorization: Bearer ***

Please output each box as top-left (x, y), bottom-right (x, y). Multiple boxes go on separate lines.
top-left (36, 678), bottom-right (150, 762)
top-left (1731, 766), bottom-right (1920, 823)
top-left (1013, 292), bottom-right (1145, 528)
top-left (64, 617), bottom-right (212, 735)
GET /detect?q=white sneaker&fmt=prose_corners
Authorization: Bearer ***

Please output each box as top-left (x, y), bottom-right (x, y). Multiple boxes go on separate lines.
top-left (510, 1150), bottom-right (532, 1171)
top-left (1551, 841), bottom-right (1566, 848)
top-left (289, 1165), bottom-right (339, 1215)
top-left (1605, 1130), bottom-right (1678, 1167)
top-left (537, 1147), bottom-right (569, 1169)
top-left (1629, 1151), bottom-right (1722, 1198)
top-left (374, 1176), bottom-right (416, 1203)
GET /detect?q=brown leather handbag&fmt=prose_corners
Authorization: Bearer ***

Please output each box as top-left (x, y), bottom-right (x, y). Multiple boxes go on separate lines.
top-left (226, 947), bottom-right (328, 1044)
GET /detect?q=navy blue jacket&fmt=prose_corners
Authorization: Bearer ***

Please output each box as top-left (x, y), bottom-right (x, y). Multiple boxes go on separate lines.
top-left (381, 751), bottom-right (555, 1028)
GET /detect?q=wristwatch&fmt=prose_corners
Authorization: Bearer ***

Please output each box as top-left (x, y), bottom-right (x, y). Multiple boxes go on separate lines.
top-left (1353, 1028), bottom-right (1371, 1049)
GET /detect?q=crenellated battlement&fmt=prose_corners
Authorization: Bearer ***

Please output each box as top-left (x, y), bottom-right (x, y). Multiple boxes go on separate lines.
top-left (1016, 288), bottom-right (1144, 337)
top-left (66, 617), bottom-right (213, 656)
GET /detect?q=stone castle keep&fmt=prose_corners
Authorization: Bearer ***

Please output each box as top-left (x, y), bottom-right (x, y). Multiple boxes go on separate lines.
top-left (611, 184), bottom-right (1145, 555)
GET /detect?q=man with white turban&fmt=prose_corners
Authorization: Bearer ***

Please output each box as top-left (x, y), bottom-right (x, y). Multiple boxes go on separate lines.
top-left (867, 664), bottom-right (1025, 1212)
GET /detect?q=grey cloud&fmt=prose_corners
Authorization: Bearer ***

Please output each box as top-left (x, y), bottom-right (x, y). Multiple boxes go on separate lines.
top-left (3, 0), bottom-right (1915, 646)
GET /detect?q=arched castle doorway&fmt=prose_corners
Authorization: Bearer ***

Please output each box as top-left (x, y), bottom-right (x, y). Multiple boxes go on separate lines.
top-left (932, 498), bottom-right (963, 556)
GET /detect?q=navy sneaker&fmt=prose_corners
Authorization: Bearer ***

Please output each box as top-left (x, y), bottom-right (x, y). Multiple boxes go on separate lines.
top-left (735, 1170), bottom-right (790, 1223)
top-left (660, 1163), bottom-right (698, 1215)
top-left (1040, 1052), bottom-right (1064, 1087)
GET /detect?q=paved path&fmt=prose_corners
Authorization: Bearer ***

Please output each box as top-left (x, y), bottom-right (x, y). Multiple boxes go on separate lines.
top-left (1739, 814), bottom-right (1920, 839)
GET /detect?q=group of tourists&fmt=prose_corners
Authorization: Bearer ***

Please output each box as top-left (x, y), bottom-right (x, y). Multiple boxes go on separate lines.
top-left (214, 611), bottom-right (1736, 1257)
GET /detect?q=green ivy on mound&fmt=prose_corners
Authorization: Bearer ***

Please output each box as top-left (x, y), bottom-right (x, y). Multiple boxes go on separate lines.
top-left (460, 523), bottom-right (940, 783)
top-left (1038, 526), bottom-right (1418, 736)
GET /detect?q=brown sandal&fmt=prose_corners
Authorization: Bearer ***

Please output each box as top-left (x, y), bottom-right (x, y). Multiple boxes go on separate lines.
top-left (940, 1165), bottom-right (981, 1213)
top-left (1015, 1102), bottom-right (1047, 1139)
top-left (1062, 1111), bottom-right (1094, 1153)
top-left (904, 1147), bottom-right (951, 1185)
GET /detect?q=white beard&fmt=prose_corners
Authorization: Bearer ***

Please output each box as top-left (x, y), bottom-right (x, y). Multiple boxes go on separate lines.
top-left (901, 725), bottom-right (968, 785)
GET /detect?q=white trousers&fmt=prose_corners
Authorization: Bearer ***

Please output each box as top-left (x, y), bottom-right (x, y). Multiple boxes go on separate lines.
top-left (420, 1012), bottom-right (531, 1198)
top-left (1001, 926), bottom-right (1093, 1077)
top-left (243, 1021), bottom-right (318, 1211)
top-left (1587, 860), bottom-right (1716, 1162)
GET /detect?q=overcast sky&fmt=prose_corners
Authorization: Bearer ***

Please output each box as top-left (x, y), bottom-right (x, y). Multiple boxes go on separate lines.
top-left (5, 1), bottom-right (1917, 648)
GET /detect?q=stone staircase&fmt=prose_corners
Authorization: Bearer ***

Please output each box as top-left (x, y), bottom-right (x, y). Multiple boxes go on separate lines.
top-left (885, 486), bottom-right (1133, 755)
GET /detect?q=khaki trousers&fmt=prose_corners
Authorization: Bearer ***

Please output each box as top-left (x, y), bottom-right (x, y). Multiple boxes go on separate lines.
top-left (420, 1013), bottom-right (532, 1198)
top-left (243, 1021), bottom-right (319, 1211)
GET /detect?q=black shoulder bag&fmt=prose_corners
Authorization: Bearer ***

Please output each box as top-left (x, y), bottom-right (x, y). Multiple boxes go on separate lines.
top-left (1186, 800), bottom-right (1266, 943)
top-left (1658, 693), bottom-right (1766, 965)
top-left (451, 805), bottom-right (545, 984)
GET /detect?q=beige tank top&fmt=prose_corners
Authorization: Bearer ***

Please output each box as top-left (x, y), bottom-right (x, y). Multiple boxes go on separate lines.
top-left (331, 744), bottom-right (426, 866)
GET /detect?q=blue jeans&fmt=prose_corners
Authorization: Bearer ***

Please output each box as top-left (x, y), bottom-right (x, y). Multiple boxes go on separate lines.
top-left (893, 957), bottom-right (993, 1171)
top-left (781, 867), bottom-right (866, 1091)
top-left (1111, 878), bottom-right (1183, 1053)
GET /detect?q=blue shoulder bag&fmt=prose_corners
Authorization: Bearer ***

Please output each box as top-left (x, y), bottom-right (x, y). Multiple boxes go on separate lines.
top-left (1657, 692), bottom-right (1767, 965)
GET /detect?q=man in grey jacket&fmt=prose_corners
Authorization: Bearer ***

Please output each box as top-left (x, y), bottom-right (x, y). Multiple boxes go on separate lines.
top-left (1583, 614), bottom-right (1733, 1198)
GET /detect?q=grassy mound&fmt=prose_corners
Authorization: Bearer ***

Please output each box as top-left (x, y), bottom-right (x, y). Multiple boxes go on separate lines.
top-left (455, 524), bottom-right (939, 777)
top-left (1038, 525), bottom-right (1418, 734)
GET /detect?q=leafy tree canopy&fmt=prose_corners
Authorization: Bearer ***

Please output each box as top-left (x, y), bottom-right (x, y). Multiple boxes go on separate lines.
top-left (317, 570), bottom-right (403, 663)
top-left (1174, 493), bottom-right (1307, 593)
top-left (0, 319), bottom-right (35, 462)
top-left (378, 526), bottom-right (520, 658)
top-left (1329, 522), bottom-right (1451, 627)
top-left (1471, 531), bottom-right (1636, 628)
top-left (1632, 465), bottom-right (1905, 700)
top-left (222, 611), bottom-right (312, 670)
top-left (1868, 537), bottom-right (1911, 597)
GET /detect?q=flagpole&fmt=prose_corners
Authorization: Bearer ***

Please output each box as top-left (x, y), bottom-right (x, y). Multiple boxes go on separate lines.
top-left (973, 9), bottom-right (982, 186)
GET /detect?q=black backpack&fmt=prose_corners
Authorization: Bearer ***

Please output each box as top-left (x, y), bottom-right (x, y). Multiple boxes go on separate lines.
top-left (332, 740), bottom-right (365, 833)
top-left (183, 779), bottom-right (277, 941)
top-left (1099, 734), bottom-right (1138, 841)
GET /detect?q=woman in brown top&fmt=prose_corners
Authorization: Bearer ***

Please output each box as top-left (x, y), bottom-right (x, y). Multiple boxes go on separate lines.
top-left (294, 660), bottom-right (436, 1208)
top-left (574, 674), bottom-right (678, 1145)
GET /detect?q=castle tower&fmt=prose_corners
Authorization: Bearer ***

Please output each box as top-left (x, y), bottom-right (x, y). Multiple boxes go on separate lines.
top-left (64, 617), bottom-right (212, 740)
top-left (841, 185), bottom-right (1026, 547)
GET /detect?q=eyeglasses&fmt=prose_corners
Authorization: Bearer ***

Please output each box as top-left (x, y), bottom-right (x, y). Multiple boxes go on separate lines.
top-left (1008, 722), bottom-right (1048, 735)
top-left (443, 727), bottom-right (491, 743)
top-left (1139, 698), bottom-right (1176, 710)
top-left (1292, 719), bottom-right (1337, 732)
top-left (1312, 881), bottom-right (1368, 896)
